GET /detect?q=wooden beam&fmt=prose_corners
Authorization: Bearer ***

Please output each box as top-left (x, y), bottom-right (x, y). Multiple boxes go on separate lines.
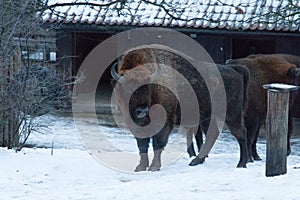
top-left (263, 83), bottom-right (299, 177)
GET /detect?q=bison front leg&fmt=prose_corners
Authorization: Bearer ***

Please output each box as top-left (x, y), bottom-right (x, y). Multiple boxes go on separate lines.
top-left (135, 137), bottom-right (150, 172)
top-left (135, 153), bottom-right (149, 172)
top-left (148, 149), bottom-right (163, 171)
top-left (148, 125), bottom-right (172, 171)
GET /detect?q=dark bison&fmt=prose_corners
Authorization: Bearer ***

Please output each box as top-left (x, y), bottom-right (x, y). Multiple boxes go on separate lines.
top-left (226, 54), bottom-right (300, 162)
top-left (111, 44), bottom-right (250, 171)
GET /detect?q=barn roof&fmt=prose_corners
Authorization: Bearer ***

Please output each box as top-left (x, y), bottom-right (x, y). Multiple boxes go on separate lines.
top-left (41, 0), bottom-right (300, 32)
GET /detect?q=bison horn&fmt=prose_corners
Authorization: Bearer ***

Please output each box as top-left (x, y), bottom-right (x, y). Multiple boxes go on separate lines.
top-left (225, 59), bottom-right (233, 64)
top-left (110, 62), bottom-right (121, 81)
top-left (149, 64), bottom-right (161, 81)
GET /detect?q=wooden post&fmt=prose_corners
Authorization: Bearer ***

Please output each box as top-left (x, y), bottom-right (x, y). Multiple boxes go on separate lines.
top-left (263, 83), bottom-right (299, 177)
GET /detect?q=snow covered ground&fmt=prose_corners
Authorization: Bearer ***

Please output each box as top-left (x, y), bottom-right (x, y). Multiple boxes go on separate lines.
top-left (1, 114), bottom-right (300, 200)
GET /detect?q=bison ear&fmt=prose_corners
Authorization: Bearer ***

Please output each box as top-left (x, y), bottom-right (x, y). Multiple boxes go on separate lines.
top-left (287, 67), bottom-right (300, 78)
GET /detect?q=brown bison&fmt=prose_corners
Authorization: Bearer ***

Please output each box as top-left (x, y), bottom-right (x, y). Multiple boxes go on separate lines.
top-left (226, 54), bottom-right (300, 162)
top-left (111, 44), bottom-right (250, 171)
top-left (248, 54), bottom-right (300, 118)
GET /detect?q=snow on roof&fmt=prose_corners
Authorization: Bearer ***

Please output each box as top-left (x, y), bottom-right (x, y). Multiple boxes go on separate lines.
top-left (41, 0), bottom-right (300, 32)
top-left (263, 83), bottom-right (299, 91)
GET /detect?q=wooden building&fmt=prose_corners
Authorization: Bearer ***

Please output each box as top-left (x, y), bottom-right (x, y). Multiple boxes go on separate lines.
top-left (42, 0), bottom-right (299, 83)
top-left (41, 0), bottom-right (300, 103)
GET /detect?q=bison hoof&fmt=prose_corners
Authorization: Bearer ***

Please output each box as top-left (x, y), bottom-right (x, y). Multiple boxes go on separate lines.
top-left (247, 157), bottom-right (254, 163)
top-left (134, 164), bottom-right (148, 172)
top-left (148, 166), bottom-right (160, 171)
top-left (237, 163), bottom-right (247, 168)
top-left (189, 157), bottom-right (205, 166)
top-left (252, 152), bottom-right (262, 161)
top-left (148, 163), bottom-right (161, 172)
top-left (253, 155), bottom-right (262, 161)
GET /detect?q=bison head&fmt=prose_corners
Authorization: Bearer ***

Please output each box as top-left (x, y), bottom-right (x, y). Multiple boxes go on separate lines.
top-left (287, 67), bottom-right (300, 80)
top-left (111, 62), bottom-right (161, 127)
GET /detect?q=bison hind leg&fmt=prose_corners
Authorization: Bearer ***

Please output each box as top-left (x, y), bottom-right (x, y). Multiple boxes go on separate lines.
top-left (226, 121), bottom-right (248, 168)
top-left (187, 144), bottom-right (197, 157)
top-left (184, 125), bottom-right (202, 157)
top-left (251, 124), bottom-right (263, 161)
top-left (251, 142), bottom-right (262, 161)
top-left (185, 127), bottom-right (197, 157)
top-left (253, 154), bottom-right (262, 161)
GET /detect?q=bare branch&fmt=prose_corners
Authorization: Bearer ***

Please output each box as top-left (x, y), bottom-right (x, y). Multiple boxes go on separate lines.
top-left (47, 0), bottom-right (121, 9)
top-left (0, 0), bottom-right (76, 148)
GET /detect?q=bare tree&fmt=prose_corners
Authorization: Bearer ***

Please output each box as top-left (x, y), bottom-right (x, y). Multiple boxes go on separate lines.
top-left (0, 0), bottom-right (70, 149)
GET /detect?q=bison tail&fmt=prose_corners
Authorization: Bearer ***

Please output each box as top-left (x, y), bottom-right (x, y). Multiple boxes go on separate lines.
top-left (231, 65), bottom-right (250, 112)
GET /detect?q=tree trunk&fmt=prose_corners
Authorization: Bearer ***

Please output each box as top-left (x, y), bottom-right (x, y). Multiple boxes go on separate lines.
top-left (0, 110), bottom-right (19, 148)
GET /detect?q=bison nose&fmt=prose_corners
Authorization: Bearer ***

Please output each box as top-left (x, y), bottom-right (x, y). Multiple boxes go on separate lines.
top-left (135, 105), bottom-right (149, 119)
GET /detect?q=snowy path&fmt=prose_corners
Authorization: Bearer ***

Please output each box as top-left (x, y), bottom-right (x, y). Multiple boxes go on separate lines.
top-left (1, 114), bottom-right (300, 200)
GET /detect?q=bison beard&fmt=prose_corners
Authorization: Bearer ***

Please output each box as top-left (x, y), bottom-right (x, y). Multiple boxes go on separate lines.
top-left (112, 44), bottom-right (250, 171)
top-left (226, 54), bottom-right (300, 162)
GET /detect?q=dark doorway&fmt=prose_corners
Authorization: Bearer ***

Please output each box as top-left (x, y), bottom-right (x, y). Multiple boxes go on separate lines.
top-left (74, 32), bottom-right (111, 75)
top-left (232, 38), bottom-right (275, 59)
top-left (71, 32), bottom-right (115, 110)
